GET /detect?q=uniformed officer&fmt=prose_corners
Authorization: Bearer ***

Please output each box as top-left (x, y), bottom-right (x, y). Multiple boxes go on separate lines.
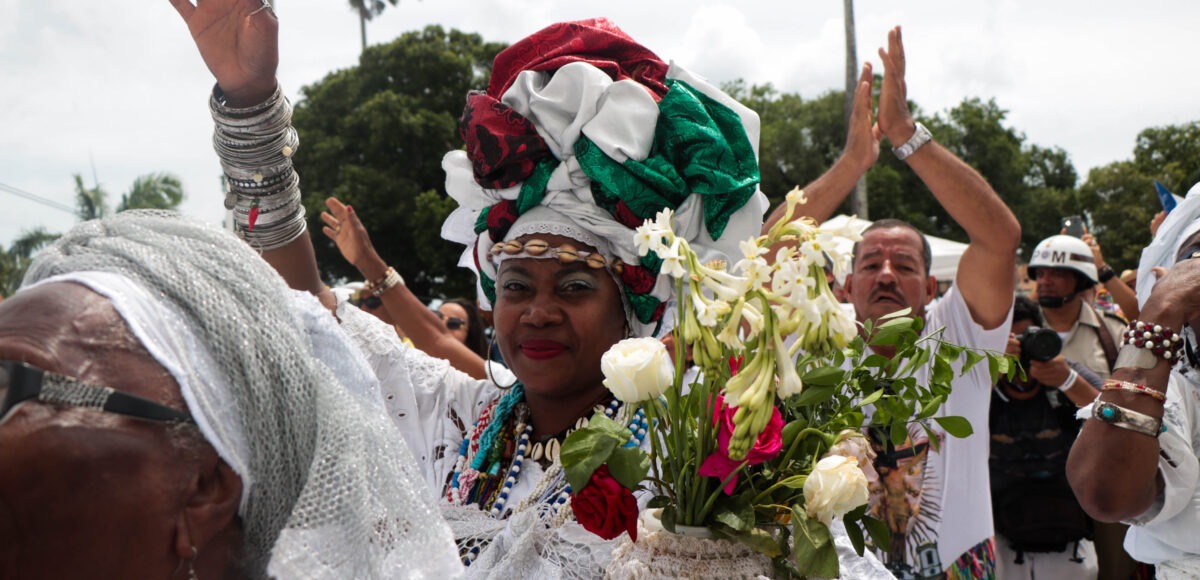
top-left (1026, 233), bottom-right (1138, 580)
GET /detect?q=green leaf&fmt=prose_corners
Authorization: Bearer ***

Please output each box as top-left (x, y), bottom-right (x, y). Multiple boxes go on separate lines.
top-left (938, 343), bottom-right (964, 361)
top-left (795, 385), bottom-right (836, 406)
top-left (863, 354), bottom-right (891, 368)
top-left (661, 506), bottom-right (677, 533)
top-left (647, 495), bottom-right (671, 509)
top-left (962, 350), bottom-right (985, 374)
top-left (863, 515), bottom-right (891, 550)
top-left (890, 419), bottom-right (909, 447)
top-left (561, 426), bottom-right (621, 491)
top-left (842, 515), bottom-right (865, 555)
top-left (802, 365), bottom-right (845, 387)
top-left (712, 496), bottom-right (755, 532)
top-left (606, 445), bottom-right (650, 490)
top-left (916, 394), bottom-right (946, 420)
top-left (727, 527), bottom-right (784, 558)
top-left (791, 508), bottom-right (840, 578)
top-left (856, 387), bottom-right (885, 409)
top-left (935, 415), bottom-right (974, 438)
top-left (921, 422), bottom-right (941, 452)
top-left (987, 353), bottom-right (1001, 384)
top-left (932, 354), bottom-right (954, 385)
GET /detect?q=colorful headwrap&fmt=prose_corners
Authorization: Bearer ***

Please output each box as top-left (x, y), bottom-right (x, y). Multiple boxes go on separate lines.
top-left (441, 18), bottom-right (768, 337)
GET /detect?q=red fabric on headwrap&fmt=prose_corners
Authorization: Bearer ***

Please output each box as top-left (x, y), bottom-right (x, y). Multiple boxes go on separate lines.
top-left (459, 18), bottom-right (670, 188)
top-left (460, 93), bottom-right (551, 189)
top-left (487, 18), bottom-right (670, 100)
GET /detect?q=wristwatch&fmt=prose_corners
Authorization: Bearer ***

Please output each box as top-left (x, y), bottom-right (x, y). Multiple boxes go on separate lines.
top-left (1092, 401), bottom-right (1165, 437)
top-left (1098, 264), bottom-right (1115, 283)
top-left (892, 122), bottom-right (933, 161)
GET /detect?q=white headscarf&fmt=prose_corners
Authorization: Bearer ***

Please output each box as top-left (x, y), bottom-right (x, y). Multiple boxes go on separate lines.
top-left (1137, 182), bottom-right (1200, 308)
top-left (21, 211), bottom-right (461, 579)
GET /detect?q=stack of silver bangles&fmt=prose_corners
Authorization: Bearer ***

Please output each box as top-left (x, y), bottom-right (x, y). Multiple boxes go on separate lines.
top-left (210, 84), bottom-right (305, 250)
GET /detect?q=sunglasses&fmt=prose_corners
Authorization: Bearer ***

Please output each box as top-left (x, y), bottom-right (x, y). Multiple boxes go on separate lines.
top-left (0, 360), bottom-right (193, 425)
top-left (434, 310), bottom-right (466, 331)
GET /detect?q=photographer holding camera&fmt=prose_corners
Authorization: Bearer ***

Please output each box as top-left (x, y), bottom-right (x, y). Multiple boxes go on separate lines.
top-left (992, 296), bottom-right (1104, 579)
top-left (1016, 232), bottom-right (1142, 579)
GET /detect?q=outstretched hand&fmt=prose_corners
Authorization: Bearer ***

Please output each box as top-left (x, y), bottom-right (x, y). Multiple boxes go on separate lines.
top-left (168, 0), bottom-right (279, 106)
top-left (321, 197), bottom-right (379, 270)
top-left (876, 26), bottom-right (917, 148)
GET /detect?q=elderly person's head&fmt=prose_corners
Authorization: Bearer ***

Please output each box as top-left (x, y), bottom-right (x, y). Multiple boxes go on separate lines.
top-left (1, 211), bottom-right (458, 578)
top-left (440, 18), bottom-right (767, 409)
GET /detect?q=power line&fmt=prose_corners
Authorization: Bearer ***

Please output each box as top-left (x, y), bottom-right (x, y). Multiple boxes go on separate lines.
top-left (0, 181), bottom-right (75, 215)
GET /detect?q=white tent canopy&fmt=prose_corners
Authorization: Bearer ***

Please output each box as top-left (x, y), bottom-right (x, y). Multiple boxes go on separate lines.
top-left (821, 215), bottom-right (968, 282)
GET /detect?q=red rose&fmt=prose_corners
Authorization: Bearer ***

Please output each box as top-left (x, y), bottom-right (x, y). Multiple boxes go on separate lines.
top-left (571, 465), bottom-right (639, 541)
top-left (698, 395), bottom-right (784, 494)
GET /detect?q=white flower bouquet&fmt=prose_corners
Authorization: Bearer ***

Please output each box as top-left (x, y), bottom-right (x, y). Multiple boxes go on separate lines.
top-left (563, 189), bottom-right (1016, 577)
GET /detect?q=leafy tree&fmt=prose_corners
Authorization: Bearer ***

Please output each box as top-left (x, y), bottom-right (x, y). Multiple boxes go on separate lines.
top-left (291, 25), bottom-right (506, 300)
top-left (117, 172), bottom-right (185, 212)
top-left (0, 227), bottom-right (60, 296)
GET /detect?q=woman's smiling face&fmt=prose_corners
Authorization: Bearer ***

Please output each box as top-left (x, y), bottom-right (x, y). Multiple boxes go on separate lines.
top-left (491, 234), bottom-right (627, 401)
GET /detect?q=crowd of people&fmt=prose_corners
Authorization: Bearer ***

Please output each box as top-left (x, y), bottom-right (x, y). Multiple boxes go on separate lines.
top-left (3, 0), bottom-right (1199, 578)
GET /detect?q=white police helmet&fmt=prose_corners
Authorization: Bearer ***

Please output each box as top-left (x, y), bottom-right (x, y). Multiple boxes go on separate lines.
top-left (1027, 235), bottom-right (1098, 284)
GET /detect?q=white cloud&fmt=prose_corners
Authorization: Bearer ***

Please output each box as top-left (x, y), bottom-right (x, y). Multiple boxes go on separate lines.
top-left (2, 0), bottom-right (1199, 248)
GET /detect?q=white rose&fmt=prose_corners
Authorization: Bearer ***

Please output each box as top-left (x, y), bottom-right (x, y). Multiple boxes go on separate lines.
top-left (803, 455), bottom-right (870, 525)
top-left (825, 430), bottom-right (880, 484)
top-left (601, 337), bottom-right (674, 403)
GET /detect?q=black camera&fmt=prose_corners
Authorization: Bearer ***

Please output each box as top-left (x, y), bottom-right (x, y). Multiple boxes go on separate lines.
top-left (1018, 326), bottom-right (1062, 366)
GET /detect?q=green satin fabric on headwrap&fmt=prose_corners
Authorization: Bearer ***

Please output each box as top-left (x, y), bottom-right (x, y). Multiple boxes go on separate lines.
top-left (575, 79), bottom-right (760, 240)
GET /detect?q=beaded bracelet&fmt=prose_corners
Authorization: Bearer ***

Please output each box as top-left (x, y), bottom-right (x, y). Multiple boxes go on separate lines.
top-left (1122, 320), bottom-right (1184, 362)
top-left (1102, 379), bottom-right (1167, 402)
top-left (364, 267), bottom-right (405, 297)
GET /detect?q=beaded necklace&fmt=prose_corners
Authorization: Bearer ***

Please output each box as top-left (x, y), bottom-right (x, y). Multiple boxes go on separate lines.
top-left (447, 382), bottom-right (650, 566)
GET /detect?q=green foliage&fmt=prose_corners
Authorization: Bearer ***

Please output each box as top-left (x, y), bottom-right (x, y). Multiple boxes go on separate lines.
top-left (739, 79), bottom-right (1198, 272)
top-left (0, 227), bottom-right (60, 296)
top-left (118, 172), bottom-right (185, 212)
top-left (292, 26), bottom-right (506, 299)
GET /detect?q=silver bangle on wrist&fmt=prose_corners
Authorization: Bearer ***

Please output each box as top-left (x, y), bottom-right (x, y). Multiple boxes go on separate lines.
top-left (892, 122), bottom-right (932, 161)
top-left (1091, 401), bottom-right (1166, 438)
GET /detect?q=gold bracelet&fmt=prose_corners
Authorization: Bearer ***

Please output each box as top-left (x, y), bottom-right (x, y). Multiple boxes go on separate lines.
top-left (1102, 379), bottom-right (1166, 402)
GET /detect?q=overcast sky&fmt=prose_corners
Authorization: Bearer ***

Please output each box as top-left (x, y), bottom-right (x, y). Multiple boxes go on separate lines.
top-left (2, 0), bottom-right (1198, 247)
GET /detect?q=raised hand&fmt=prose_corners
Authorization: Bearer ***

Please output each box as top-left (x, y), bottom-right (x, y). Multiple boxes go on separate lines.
top-left (845, 62), bottom-right (880, 173)
top-left (875, 26), bottom-right (917, 148)
top-left (168, 0), bottom-right (279, 106)
top-left (321, 197), bottom-right (379, 271)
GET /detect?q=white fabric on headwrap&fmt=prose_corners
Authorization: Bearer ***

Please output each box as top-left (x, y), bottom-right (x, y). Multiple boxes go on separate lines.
top-left (1137, 182), bottom-right (1200, 308)
top-left (441, 60), bottom-right (768, 338)
top-left (21, 210), bottom-right (462, 579)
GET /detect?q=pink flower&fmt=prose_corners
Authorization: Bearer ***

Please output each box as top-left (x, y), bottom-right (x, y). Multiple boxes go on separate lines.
top-left (698, 395), bottom-right (784, 494)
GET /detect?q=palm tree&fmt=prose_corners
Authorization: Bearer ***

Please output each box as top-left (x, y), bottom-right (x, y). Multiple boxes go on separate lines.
top-left (117, 172), bottom-right (185, 212)
top-left (0, 227), bottom-right (61, 296)
top-left (73, 173), bottom-right (109, 221)
top-left (348, 0), bottom-right (399, 53)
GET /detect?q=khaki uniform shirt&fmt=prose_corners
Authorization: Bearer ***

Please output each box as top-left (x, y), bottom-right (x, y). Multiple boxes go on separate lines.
top-left (1060, 301), bottom-right (1126, 380)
